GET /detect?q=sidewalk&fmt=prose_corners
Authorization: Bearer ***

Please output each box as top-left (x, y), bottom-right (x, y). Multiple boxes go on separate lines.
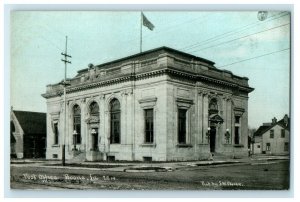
top-left (250, 154), bottom-right (289, 161)
top-left (11, 154), bottom-right (289, 173)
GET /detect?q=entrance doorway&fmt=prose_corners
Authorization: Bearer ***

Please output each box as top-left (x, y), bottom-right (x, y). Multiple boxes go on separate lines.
top-left (91, 128), bottom-right (99, 151)
top-left (210, 126), bottom-right (216, 152)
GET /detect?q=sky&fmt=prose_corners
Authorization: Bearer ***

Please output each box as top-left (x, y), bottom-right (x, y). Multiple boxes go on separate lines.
top-left (10, 11), bottom-right (290, 129)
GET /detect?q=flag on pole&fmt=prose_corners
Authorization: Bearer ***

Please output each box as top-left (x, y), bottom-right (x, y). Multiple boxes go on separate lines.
top-left (142, 12), bottom-right (155, 31)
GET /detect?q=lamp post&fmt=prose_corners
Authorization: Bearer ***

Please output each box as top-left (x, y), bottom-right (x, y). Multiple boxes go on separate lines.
top-left (225, 128), bottom-right (230, 144)
top-left (73, 130), bottom-right (78, 151)
top-left (207, 127), bottom-right (212, 159)
top-left (207, 127), bottom-right (211, 143)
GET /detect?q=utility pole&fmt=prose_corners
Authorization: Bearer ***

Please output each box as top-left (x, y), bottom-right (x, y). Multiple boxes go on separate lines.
top-left (61, 36), bottom-right (71, 166)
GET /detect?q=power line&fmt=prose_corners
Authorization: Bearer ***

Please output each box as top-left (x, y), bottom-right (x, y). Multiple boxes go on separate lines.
top-left (78, 13), bottom-right (213, 60)
top-left (188, 22), bottom-right (290, 54)
top-left (181, 12), bottom-right (289, 52)
top-left (143, 13), bottom-right (212, 39)
top-left (70, 13), bottom-right (212, 51)
top-left (217, 48), bottom-right (289, 68)
top-left (39, 35), bottom-right (63, 51)
top-left (124, 13), bottom-right (213, 44)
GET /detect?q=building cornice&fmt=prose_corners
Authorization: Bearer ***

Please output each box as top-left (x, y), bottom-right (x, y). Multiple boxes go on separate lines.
top-left (42, 68), bottom-right (254, 99)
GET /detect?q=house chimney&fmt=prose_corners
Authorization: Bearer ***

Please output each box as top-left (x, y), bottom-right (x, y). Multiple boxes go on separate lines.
top-left (283, 114), bottom-right (289, 126)
top-left (272, 117), bottom-right (277, 125)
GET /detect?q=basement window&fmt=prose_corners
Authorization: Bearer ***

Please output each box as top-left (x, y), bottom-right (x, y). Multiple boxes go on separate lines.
top-left (143, 157), bottom-right (152, 162)
top-left (107, 156), bottom-right (115, 161)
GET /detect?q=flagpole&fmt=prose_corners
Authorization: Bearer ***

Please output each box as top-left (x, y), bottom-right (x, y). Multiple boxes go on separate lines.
top-left (140, 12), bottom-right (142, 53)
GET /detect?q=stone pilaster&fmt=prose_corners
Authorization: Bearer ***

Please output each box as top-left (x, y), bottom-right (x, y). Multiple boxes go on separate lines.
top-left (226, 97), bottom-right (233, 144)
top-left (65, 101), bottom-right (69, 147)
top-left (99, 94), bottom-right (106, 158)
top-left (202, 91), bottom-right (209, 144)
top-left (221, 96), bottom-right (227, 144)
top-left (80, 98), bottom-right (86, 151)
top-left (197, 90), bottom-right (204, 144)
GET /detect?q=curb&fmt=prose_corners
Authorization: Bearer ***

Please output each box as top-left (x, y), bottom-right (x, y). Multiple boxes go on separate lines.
top-left (123, 166), bottom-right (173, 173)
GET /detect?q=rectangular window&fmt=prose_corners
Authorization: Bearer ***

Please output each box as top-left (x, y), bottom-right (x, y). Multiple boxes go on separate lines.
top-left (281, 129), bottom-right (285, 138)
top-left (234, 116), bottom-right (241, 144)
top-left (107, 156), bottom-right (115, 161)
top-left (178, 109), bottom-right (187, 144)
top-left (235, 116), bottom-right (240, 124)
top-left (257, 145), bottom-right (260, 148)
top-left (284, 142), bottom-right (289, 151)
top-left (270, 130), bottom-right (274, 138)
top-left (234, 126), bottom-right (240, 144)
top-left (144, 109), bottom-right (154, 143)
top-left (266, 143), bottom-right (271, 151)
top-left (110, 99), bottom-right (121, 144)
top-left (111, 113), bottom-right (120, 144)
top-left (54, 123), bottom-right (59, 145)
top-left (143, 157), bottom-right (152, 162)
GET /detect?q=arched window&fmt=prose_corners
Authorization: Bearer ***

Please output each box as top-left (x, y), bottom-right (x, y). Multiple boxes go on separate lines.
top-left (110, 98), bottom-right (120, 144)
top-left (89, 101), bottom-right (99, 150)
top-left (209, 98), bottom-right (218, 115)
top-left (90, 101), bottom-right (99, 117)
top-left (73, 104), bottom-right (81, 144)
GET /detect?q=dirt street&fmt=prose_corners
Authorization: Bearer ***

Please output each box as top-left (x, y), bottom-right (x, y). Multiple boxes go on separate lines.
top-left (10, 160), bottom-right (289, 190)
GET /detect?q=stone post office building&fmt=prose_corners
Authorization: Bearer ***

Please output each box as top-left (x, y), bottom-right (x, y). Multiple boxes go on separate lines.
top-left (42, 47), bottom-right (254, 162)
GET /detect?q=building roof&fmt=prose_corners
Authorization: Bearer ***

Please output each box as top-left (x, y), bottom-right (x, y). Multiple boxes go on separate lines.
top-left (13, 110), bottom-right (46, 135)
top-left (254, 125), bottom-right (270, 137)
top-left (77, 46), bottom-right (216, 74)
top-left (254, 115), bottom-right (290, 137)
top-left (277, 117), bottom-right (290, 129)
top-left (43, 46), bottom-right (254, 99)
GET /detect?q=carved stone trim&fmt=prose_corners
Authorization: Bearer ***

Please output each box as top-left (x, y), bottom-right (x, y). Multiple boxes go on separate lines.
top-left (50, 112), bottom-right (60, 120)
top-left (121, 89), bottom-right (133, 97)
top-left (234, 107), bottom-right (245, 116)
top-left (176, 98), bottom-right (193, 109)
top-left (138, 97), bottom-right (157, 109)
top-left (223, 95), bottom-right (232, 101)
top-left (85, 116), bottom-right (100, 124)
top-left (139, 143), bottom-right (156, 148)
top-left (99, 94), bottom-right (105, 100)
top-left (176, 98), bottom-right (193, 104)
top-left (44, 67), bottom-right (253, 98)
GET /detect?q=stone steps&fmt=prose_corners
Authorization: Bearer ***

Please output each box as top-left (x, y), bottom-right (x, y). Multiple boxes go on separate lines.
top-left (68, 152), bottom-right (86, 163)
